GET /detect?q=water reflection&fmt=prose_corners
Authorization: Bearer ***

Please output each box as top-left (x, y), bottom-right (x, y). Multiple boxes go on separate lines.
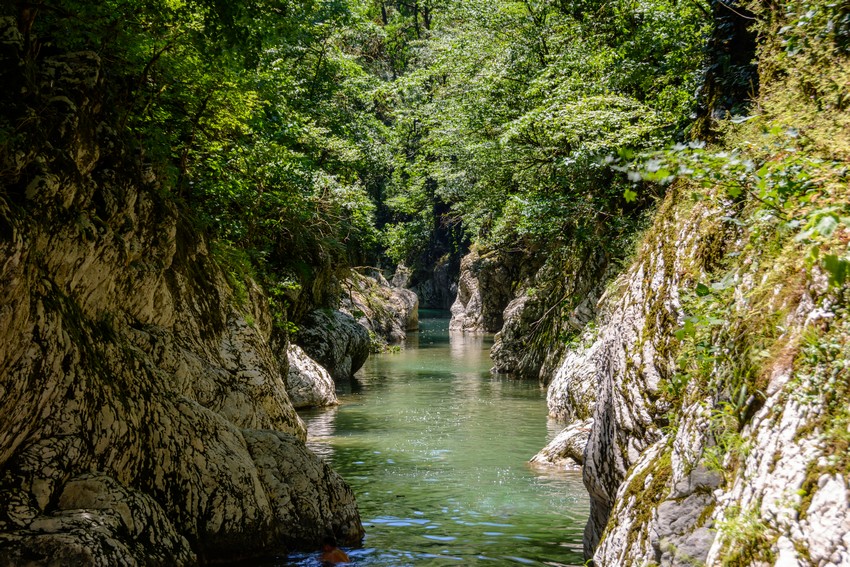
top-left (449, 330), bottom-right (486, 363)
top-left (303, 407), bottom-right (339, 460)
top-left (292, 312), bottom-right (588, 567)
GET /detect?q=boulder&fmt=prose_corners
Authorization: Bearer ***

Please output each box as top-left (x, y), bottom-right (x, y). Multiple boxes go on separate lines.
top-left (449, 251), bottom-right (485, 332)
top-left (286, 345), bottom-right (339, 409)
top-left (529, 420), bottom-right (593, 470)
top-left (296, 309), bottom-right (370, 382)
top-left (0, 474), bottom-right (196, 567)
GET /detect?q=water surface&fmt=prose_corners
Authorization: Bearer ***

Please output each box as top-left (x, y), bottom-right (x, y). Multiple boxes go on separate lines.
top-left (286, 310), bottom-right (587, 566)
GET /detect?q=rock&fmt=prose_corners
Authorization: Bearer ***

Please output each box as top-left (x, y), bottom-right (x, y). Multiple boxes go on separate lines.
top-left (449, 248), bottom-right (515, 333)
top-left (490, 292), bottom-right (541, 376)
top-left (546, 330), bottom-right (599, 422)
top-left (340, 270), bottom-right (419, 346)
top-left (580, 198), bottom-right (705, 558)
top-left (411, 254), bottom-right (457, 310)
top-left (296, 309), bottom-right (370, 381)
top-left (800, 475), bottom-right (850, 566)
top-left (529, 420), bottom-right (593, 470)
top-left (0, 473), bottom-right (196, 567)
top-left (450, 252), bottom-right (486, 332)
top-left (490, 248), bottom-right (607, 383)
top-left (563, 187), bottom-right (850, 567)
top-left (0, 31), bottom-right (362, 565)
top-left (243, 430), bottom-right (364, 548)
top-left (390, 263), bottom-right (412, 288)
top-left (286, 345), bottom-right (339, 409)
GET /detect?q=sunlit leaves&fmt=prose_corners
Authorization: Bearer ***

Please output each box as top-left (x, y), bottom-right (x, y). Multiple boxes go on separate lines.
top-left (379, 0), bottom-right (708, 267)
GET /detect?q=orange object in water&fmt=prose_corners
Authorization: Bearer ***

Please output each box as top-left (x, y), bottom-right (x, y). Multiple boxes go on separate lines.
top-left (320, 543), bottom-right (350, 564)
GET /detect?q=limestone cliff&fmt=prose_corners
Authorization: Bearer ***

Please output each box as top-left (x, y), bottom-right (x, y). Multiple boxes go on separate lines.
top-left (450, 243), bottom-right (608, 384)
top-left (0, 23), bottom-right (362, 564)
top-left (491, 248), bottom-right (608, 383)
top-left (450, 247), bottom-right (517, 333)
top-left (341, 269), bottom-right (419, 348)
top-left (543, 4), bottom-right (850, 564)
top-left (548, 187), bottom-right (850, 565)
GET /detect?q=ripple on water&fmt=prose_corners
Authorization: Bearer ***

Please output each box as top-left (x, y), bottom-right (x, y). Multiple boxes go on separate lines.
top-left (278, 313), bottom-right (589, 567)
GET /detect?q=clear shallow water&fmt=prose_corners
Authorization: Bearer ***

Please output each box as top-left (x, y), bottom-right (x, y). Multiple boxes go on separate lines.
top-left (279, 310), bottom-right (587, 566)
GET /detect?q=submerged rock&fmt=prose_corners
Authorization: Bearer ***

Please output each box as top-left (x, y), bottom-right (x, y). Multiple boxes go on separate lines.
top-left (296, 309), bottom-right (370, 382)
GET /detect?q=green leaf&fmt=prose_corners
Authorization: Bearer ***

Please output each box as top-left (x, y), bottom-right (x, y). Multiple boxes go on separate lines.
top-left (823, 254), bottom-right (849, 286)
top-left (695, 282), bottom-right (710, 297)
top-left (814, 214), bottom-right (839, 237)
top-left (623, 188), bottom-right (638, 203)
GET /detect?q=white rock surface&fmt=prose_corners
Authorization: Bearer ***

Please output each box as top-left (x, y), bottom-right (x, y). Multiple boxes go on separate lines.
top-left (530, 420), bottom-right (593, 470)
top-left (341, 270), bottom-right (419, 344)
top-left (286, 345), bottom-right (338, 409)
top-left (544, 192), bottom-right (850, 566)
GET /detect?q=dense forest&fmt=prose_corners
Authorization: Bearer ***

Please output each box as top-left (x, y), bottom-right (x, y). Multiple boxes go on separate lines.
top-left (3, 0), bottom-right (727, 307)
top-left (8, 0), bottom-right (843, 323)
top-left (1, 0), bottom-right (849, 565)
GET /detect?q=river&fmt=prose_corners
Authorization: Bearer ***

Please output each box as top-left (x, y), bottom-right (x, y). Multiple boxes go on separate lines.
top-left (283, 310), bottom-right (588, 566)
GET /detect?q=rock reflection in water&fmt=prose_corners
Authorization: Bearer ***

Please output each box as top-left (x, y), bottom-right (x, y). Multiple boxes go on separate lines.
top-left (303, 406), bottom-right (339, 460)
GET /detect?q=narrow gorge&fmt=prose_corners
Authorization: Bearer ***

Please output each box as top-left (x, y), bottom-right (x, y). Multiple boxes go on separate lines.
top-left (1, 1), bottom-right (849, 566)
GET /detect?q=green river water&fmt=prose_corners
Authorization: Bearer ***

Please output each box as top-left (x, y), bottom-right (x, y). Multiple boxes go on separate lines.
top-left (281, 310), bottom-right (588, 566)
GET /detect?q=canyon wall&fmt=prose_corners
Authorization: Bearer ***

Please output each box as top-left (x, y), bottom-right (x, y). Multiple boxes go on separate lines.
top-left (0, 23), bottom-right (363, 564)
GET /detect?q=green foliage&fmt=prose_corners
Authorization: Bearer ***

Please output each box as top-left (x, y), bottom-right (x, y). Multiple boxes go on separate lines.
top-left (379, 0), bottom-right (709, 269)
top-left (13, 0), bottom-right (390, 291)
top-left (715, 504), bottom-right (776, 565)
top-left (211, 241), bottom-right (256, 306)
top-left (615, 127), bottom-right (850, 287)
top-left (6, 0), bottom-right (713, 293)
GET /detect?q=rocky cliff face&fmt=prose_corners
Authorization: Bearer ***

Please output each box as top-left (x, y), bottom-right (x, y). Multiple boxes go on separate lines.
top-left (541, 1), bottom-right (850, 561)
top-left (449, 247), bottom-right (517, 333)
top-left (547, 188), bottom-right (850, 565)
top-left (412, 254), bottom-right (458, 310)
top-left (491, 249), bottom-right (607, 383)
top-left (0, 25), bottom-right (362, 564)
top-left (340, 269), bottom-right (419, 347)
top-left (450, 243), bottom-right (608, 383)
